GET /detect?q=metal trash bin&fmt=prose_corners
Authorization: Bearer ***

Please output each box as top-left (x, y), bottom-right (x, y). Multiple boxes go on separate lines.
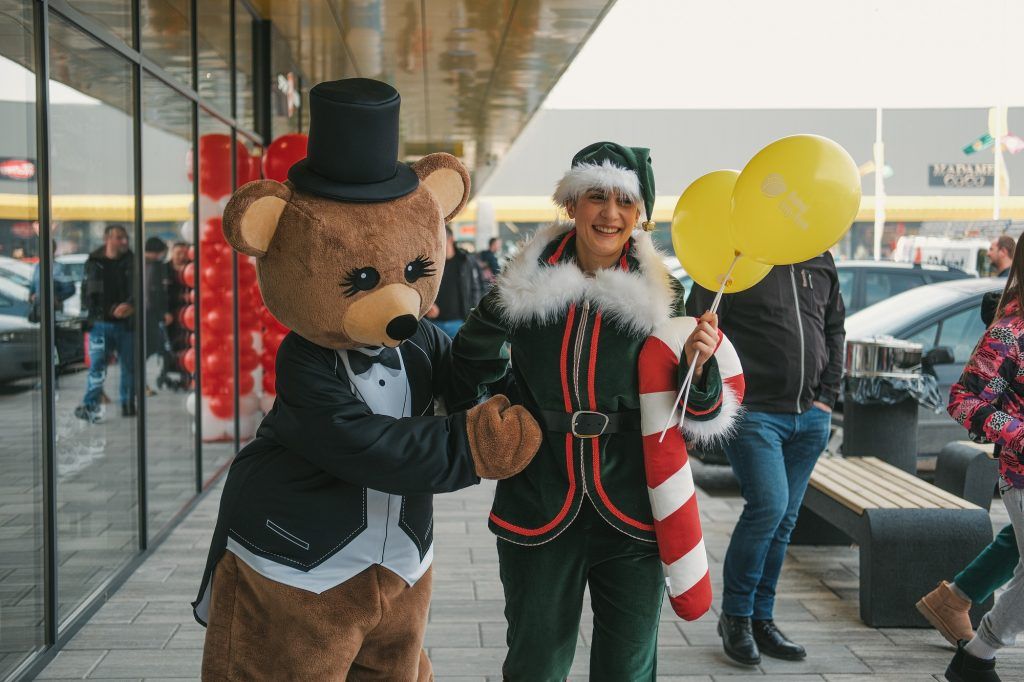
top-left (842, 336), bottom-right (928, 474)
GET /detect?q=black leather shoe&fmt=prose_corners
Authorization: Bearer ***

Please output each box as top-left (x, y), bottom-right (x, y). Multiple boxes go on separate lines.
top-left (752, 619), bottom-right (806, 660)
top-left (946, 640), bottom-right (1001, 681)
top-left (718, 613), bottom-right (760, 665)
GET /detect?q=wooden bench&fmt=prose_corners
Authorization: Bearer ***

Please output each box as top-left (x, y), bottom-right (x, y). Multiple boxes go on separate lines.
top-left (795, 456), bottom-right (993, 627)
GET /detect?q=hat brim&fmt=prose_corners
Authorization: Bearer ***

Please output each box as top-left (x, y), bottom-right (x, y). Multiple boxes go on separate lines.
top-left (287, 159), bottom-right (419, 202)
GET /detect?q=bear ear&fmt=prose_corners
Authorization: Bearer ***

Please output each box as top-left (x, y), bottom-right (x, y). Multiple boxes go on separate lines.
top-left (222, 180), bottom-right (292, 258)
top-left (412, 153), bottom-right (471, 222)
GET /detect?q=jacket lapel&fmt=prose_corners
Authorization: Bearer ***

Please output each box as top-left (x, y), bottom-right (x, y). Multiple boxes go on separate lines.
top-left (400, 334), bottom-right (434, 416)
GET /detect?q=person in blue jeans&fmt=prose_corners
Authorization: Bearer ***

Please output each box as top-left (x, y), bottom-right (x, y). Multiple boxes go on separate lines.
top-left (688, 253), bottom-right (846, 665)
top-left (75, 224), bottom-right (136, 422)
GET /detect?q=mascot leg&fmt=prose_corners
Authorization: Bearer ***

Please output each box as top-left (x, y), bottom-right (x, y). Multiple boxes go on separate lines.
top-left (349, 566), bottom-right (434, 681)
top-left (201, 552), bottom-right (379, 680)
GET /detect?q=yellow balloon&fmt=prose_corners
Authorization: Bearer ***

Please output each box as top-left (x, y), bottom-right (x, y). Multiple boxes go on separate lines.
top-left (672, 170), bottom-right (772, 294)
top-left (730, 134), bottom-right (861, 265)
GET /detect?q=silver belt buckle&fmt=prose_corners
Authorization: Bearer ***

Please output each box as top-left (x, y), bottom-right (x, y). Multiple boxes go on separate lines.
top-left (571, 410), bottom-right (609, 438)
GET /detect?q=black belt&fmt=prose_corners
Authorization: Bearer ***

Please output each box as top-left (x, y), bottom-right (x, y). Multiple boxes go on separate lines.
top-left (538, 409), bottom-right (641, 438)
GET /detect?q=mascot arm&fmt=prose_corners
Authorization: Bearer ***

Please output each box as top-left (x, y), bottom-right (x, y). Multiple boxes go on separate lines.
top-left (446, 290), bottom-right (511, 410)
top-left (265, 334), bottom-right (481, 496)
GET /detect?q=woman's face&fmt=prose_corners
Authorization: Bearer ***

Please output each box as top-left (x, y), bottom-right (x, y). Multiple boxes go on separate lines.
top-left (567, 188), bottom-right (640, 266)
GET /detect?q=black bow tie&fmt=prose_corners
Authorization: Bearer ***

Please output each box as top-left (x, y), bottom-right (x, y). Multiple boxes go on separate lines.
top-left (348, 347), bottom-right (401, 375)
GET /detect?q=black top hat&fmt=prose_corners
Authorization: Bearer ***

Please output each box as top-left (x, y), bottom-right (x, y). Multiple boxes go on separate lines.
top-left (287, 78), bottom-right (419, 202)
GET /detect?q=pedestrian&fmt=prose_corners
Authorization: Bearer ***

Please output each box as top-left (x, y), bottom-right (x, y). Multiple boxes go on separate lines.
top-left (75, 224), bottom-right (136, 422)
top-left (982, 235), bottom-right (1016, 327)
top-left (164, 241), bottom-right (192, 388)
top-left (688, 254), bottom-right (845, 665)
top-left (426, 226), bottom-right (482, 337)
top-left (143, 237), bottom-right (173, 394)
top-left (478, 236), bottom-right (502, 282)
top-left (944, 237), bottom-right (1024, 682)
top-left (449, 141), bottom-right (743, 680)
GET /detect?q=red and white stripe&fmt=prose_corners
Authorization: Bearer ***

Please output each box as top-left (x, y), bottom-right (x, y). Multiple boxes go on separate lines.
top-left (637, 317), bottom-right (744, 620)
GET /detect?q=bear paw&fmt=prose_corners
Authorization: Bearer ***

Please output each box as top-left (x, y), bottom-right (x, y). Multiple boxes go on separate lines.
top-left (466, 395), bottom-right (541, 480)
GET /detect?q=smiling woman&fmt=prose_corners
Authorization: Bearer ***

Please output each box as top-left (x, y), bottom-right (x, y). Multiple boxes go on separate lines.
top-left (447, 141), bottom-right (739, 680)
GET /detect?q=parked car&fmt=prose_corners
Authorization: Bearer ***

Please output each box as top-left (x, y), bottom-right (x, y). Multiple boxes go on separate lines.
top-left (840, 277), bottom-right (1004, 456)
top-left (835, 260), bottom-right (974, 315)
top-left (0, 255), bottom-right (35, 289)
top-left (0, 313), bottom-right (39, 384)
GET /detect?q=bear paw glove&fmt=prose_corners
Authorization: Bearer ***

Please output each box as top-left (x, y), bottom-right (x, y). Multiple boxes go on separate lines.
top-left (465, 395), bottom-right (541, 480)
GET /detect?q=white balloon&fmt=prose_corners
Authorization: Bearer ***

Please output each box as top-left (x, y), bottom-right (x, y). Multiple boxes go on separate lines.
top-left (240, 393), bottom-right (260, 416)
top-left (238, 413), bottom-right (259, 441)
top-left (185, 391), bottom-right (196, 416)
top-left (260, 394), bottom-right (276, 414)
top-left (179, 219), bottom-right (194, 244)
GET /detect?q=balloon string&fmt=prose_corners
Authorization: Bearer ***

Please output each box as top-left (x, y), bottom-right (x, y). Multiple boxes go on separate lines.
top-left (657, 253), bottom-right (740, 443)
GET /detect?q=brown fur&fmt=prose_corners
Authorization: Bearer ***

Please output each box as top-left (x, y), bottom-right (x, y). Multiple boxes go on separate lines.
top-left (466, 395), bottom-right (542, 479)
top-left (202, 553), bottom-right (434, 681)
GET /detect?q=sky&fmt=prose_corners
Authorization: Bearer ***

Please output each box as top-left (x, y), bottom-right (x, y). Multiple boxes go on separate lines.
top-left (544, 0), bottom-right (1024, 110)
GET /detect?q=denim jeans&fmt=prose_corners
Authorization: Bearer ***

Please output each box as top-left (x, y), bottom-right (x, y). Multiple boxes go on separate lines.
top-left (83, 320), bottom-right (135, 408)
top-left (721, 408), bottom-right (831, 619)
top-left (433, 319), bottom-right (464, 339)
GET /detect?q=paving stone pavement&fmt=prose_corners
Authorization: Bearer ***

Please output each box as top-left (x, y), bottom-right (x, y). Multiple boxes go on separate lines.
top-left (34, 462), bottom-right (1024, 681)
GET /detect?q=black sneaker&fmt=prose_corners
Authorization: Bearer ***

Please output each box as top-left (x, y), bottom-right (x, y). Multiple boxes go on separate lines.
top-left (946, 640), bottom-right (1001, 681)
top-left (74, 404), bottom-right (100, 424)
top-left (122, 403), bottom-right (137, 417)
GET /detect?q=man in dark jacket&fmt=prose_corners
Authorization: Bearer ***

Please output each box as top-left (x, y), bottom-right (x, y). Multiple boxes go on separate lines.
top-left (75, 224), bottom-right (136, 422)
top-left (688, 253), bottom-right (845, 666)
top-left (427, 226), bottom-right (483, 337)
top-left (143, 237), bottom-right (173, 393)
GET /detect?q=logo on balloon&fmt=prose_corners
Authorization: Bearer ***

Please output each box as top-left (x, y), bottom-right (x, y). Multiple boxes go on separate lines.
top-left (778, 191), bottom-right (810, 230)
top-left (760, 173), bottom-right (787, 198)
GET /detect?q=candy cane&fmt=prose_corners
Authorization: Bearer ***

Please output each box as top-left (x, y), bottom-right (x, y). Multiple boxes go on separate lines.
top-left (638, 317), bottom-right (744, 620)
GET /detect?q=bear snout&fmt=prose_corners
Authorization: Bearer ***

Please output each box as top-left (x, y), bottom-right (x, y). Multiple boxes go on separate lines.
top-left (386, 315), bottom-right (418, 341)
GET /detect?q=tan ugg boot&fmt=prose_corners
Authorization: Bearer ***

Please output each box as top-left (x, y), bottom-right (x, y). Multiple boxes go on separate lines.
top-left (465, 395), bottom-right (541, 479)
top-left (915, 580), bottom-right (974, 646)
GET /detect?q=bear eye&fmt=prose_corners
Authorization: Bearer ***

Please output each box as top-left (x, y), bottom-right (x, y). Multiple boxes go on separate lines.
top-left (405, 256), bottom-right (437, 283)
top-left (341, 267), bottom-right (380, 297)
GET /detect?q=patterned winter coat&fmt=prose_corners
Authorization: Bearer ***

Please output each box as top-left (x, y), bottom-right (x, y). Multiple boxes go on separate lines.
top-left (948, 299), bottom-right (1024, 488)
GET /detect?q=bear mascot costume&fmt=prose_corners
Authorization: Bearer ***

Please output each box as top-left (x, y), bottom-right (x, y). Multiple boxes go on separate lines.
top-left (192, 78), bottom-right (541, 681)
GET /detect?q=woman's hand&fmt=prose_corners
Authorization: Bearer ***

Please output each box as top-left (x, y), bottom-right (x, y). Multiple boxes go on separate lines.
top-left (683, 312), bottom-right (718, 379)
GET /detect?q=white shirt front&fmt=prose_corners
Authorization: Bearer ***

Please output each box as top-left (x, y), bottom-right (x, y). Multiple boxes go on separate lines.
top-left (226, 346), bottom-right (433, 594)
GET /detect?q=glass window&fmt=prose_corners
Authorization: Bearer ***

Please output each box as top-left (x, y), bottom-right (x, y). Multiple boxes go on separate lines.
top-left (140, 0), bottom-right (192, 88)
top-left (937, 307), bottom-right (987, 366)
top-left (49, 11), bottom-right (139, 625)
top-left (903, 321), bottom-right (939, 353)
top-left (235, 136), bottom-right (261, 448)
top-left (65, 0), bottom-right (133, 45)
top-left (196, 0), bottom-right (231, 116)
top-left (142, 73), bottom-right (196, 536)
top-left (863, 271), bottom-right (927, 309)
top-left (235, 2), bottom-right (255, 132)
top-left (269, 27), bottom-right (301, 139)
top-left (197, 114), bottom-right (236, 483)
top-left (0, 2), bottom-right (45, 675)
top-left (836, 268), bottom-right (855, 311)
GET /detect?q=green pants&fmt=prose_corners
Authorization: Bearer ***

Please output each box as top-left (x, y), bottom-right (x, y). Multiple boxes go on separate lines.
top-left (496, 498), bottom-right (664, 681)
top-left (956, 523), bottom-right (1020, 604)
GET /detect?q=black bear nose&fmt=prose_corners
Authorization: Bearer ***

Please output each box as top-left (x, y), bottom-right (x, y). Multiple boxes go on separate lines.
top-left (386, 314), bottom-right (418, 341)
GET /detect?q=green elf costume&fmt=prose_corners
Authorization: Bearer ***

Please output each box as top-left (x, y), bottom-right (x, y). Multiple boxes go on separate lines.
top-left (449, 142), bottom-right (742, 680)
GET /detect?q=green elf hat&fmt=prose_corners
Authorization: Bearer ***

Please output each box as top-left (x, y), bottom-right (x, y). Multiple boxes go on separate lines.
top-left (552, 141), bottom-right (656, 231)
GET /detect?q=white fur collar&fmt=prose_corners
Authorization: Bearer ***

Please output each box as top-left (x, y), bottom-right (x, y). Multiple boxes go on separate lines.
top-left (495, 223), bottom-right (675, 337)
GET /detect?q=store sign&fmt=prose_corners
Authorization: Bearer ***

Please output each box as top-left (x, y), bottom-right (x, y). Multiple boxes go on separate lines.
top-left (0, 158), bottom-right (35, 181)
top-left (929, 162), bottom-right (994, 188)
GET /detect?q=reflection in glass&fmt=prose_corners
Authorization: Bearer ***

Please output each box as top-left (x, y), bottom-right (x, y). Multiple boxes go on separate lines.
top-left (142, 74), bottom-right (195, 536)
top-left (235, 2), bottom-right (255, 132)
top-left (195, 0), bottom-right (231, 116)
top-left (49, 11), bottom-right (139, 625)
top-left (66, 0), bottom-right (133, 45)
top-left (269, 27), bottom-right (301, 139)
top-left (235, 136), bottom-right (261, 449)
top-left (0, 2), bottom-right (45, 676)
top-left (197, 114), bottom-right (236, 483)
top-left (140, 0), bottom-right (192, 88)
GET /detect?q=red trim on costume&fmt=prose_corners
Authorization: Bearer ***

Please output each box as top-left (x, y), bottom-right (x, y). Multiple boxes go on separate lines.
top-left (490, 434), bottom-right (577, 536)
top-left (559, 304), bottom-right (576, 413)
top-left (547, 229), bottom-right (576, 265)
top-left (586, 311), bottom-right (655, 532)
top-left (618, 239), bottom-right (632, 270)
top-left (490, 307), bottom-right (579, 537)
